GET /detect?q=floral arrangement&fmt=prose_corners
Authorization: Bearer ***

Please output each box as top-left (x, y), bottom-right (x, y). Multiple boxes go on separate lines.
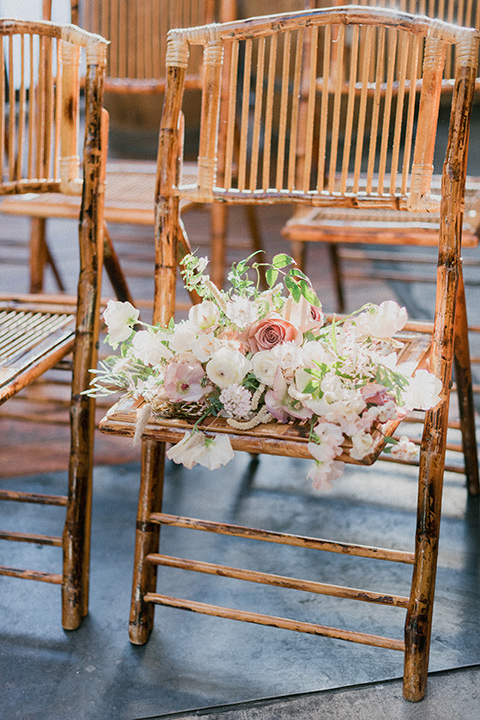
top-left (89, 253), bottom-right (442, 491)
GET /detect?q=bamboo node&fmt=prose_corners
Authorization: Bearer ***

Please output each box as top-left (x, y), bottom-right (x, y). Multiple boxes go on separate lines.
top-left (166, 38), bottom-right (189, 69)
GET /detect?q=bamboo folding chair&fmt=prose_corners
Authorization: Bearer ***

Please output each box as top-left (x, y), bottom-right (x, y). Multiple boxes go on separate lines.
top-left (98, 6), bottom-right (479, 701)
top-left (0, 19), bottom-right (108, 629)
top-left (0, 0), bottom-right (262, 299)
top-left (282, 0), bottom-right (480, 311)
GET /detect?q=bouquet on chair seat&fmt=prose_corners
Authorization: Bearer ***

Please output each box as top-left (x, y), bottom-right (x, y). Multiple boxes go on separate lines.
top-left (88, 253), bottom-right (442, 490)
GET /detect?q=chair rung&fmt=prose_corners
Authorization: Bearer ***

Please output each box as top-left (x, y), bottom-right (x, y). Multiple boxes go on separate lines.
top-left (0, 565), bottom-right (62, 584)
top-left (145, 593), bottom-right (405, 651)
top-left (0, 530), bottom-right (63, 546)
top-left (0, 489), bottom-right (67, 505)
top-left (148, 553), bottom-right (410, 608)
top-left (152, 513), bottom-right (415, 564)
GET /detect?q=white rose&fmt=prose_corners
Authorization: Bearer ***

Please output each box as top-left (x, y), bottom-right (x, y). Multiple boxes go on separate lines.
top-left (206, 347), bottom-right (252, 389)
top-left (103, 299), bottom-right (139, 346)
top-left (251, 350), bottom-right (280, 386)
top-left (131, 330), bottom-right (172, 366)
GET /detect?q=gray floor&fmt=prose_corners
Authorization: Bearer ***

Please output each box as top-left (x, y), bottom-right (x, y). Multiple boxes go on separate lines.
top-left (1, 105), bottom-right (480, 719)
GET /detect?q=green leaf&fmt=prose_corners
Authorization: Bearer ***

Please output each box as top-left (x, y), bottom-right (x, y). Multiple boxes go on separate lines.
top-left (265, 267), bottom-right (279, 287)
top-left (284, 275), bottom-right (301, 301)
top-left (272, 253), bottom-right (295, 269)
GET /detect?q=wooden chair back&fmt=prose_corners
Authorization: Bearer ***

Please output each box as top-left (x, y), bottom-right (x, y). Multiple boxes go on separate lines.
top-left (0, 19), bottom-right (105, 197)
top-left (157, 6), bottom-right (478, 324)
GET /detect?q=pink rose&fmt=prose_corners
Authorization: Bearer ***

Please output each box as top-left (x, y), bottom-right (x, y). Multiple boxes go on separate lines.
top-left (248, 313), bottom-right (300, 352)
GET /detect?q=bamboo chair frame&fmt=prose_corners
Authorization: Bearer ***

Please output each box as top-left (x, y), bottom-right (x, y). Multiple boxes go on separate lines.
top-left (0, 0), bottom-right (262, 298)
top-left (98, 6), bottom-right (479, 702)
top-left (0, 18), bottom-right (108, 629)
top-left (282, 0), bottom-right (480, 311)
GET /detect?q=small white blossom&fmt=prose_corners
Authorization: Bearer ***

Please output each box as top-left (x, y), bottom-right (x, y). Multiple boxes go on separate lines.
top-left (220, 384), bottom-right (253, 419)
top-left (350, 432), bottom-right (375, 461)
top-left (166, 430), bottom-right (234, 470)
top-left (390, 435), bottom-right (418, 461)
top-left (355, 301), bottom-right (407, 339)
top-left (225, 296), bottom-right (258, 328)
top-left (307, 459), bottom-right (345, 491)
top-left (169, 323), bottom-right (197, 354)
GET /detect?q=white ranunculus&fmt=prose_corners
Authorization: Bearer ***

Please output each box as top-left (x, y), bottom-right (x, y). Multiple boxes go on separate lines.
top-left (190, 332), bottom-right (219, 363)
top-left (206, 347), bottom-right (252, 389)
top-left (251, 350), bottom-right (280, 386)
top-left (402, 369), bottom-right (442, 411)
top-left (132, 330), bottom-right (173, 366)
top-left (103, 300), bottom-right (140, 346)
top-left (188, 300), bottom-right (220, 332)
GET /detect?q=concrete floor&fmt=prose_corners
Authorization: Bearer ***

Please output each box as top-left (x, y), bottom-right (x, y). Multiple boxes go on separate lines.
top-left (1, 98), bottom-right (480, 719)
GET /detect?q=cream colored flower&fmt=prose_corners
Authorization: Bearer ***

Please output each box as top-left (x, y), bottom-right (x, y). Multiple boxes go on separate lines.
top-left (251, 350), bottom-right (280, 386)
top-left (132, 330), bottom-right (173, 366)
top-left (355, 301), bottom-right (407, 339)
top-left (188, 300), bottom-right (220, 332)
top-left (402, 369), bottom-right (442, 411)
top-left (103, 300), bottom-right (139, 346)
top-left (206, 347), bottom-right (252, 389)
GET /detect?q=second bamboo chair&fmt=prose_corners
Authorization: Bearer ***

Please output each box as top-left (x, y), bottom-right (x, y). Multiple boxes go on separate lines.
top-left (98, 6), bottom-right (478, 702)
top-left (0, 18), bottom-right (108, 629)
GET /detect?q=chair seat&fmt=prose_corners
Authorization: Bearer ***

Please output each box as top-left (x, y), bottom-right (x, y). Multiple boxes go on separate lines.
top-left (282, 181), bottom-right (480, 247)
top-left (100, 329), bottom-right (431, 465)
top-left (0, 297), bottom-right (77, 404)
top-left (0, 159), bottom-right (200, 226)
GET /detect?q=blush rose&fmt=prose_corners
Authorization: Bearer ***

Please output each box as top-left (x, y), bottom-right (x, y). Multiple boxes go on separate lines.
top-left (248, 314), bottom-right (300, 353)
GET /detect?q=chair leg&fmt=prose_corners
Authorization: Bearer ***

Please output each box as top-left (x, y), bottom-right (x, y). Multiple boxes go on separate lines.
top-left (403, 408), bottom-right (447, 701)
top-left (62, 396), bottom-right (95, 630)
top-left (453, 274), bottom-right (479, 495)
top-left (328, 243), bottom-right (346, 313)
top-left (29, 218), bottom-right (48, 293)
top-left (129, 439), bottom-right (165, 645)
top-left (102, 222), bottom-right (135, 304)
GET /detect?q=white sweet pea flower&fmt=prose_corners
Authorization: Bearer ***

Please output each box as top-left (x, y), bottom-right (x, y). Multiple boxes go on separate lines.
top-left (131, 330), bottom-right (173, 365)
top-left (251, 350), bottom-right (280, 386)
top-left (402, 369), bottom-right (442, 411)
top-left (350, 432), bottom-right (375, 461)
top-left (166, 430), bottom-right (234, 470)
top-left (283, 295), bottom-right (324, 333)
top-left (197, 434), bottom-right (235, 470)
top-left (103, 300), bottom-right (139, 347)
top-left (307, 459), bottom-right (345, 491)
top-left (356, 301), bottom-right (407, 339)
top-left (166, 431), bottom-right (207, 469)
top-left (301, 340), bottom-right (336, 366)
top-left (206, 347), bottom-right (252, 389)
top-left (188, 300), bottom-right (220, 332)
